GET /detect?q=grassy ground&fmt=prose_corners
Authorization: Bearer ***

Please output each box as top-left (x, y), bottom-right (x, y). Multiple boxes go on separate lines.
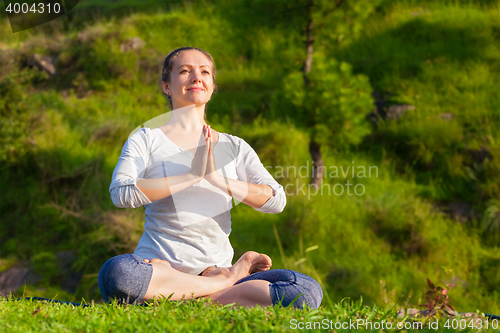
top-left (1, 0), bottom-right (500, 326)
top-left (2, 296), bottom-right (497, 333)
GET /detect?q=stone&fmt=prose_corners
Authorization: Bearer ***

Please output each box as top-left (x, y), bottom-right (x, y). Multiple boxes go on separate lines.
top-left (77, 31), bottom-right (89, 43)
top-left (467, 147), bottom-right (493, 164)
top-left (0, 251), bottom-right (82, 296)
top-left (28, 53), bottom-right (57, 77)
top-left (448, 201), bottom-right (478, 224)
top-left (439, 113), bottom-right (454, 121)
top-left (120, 37), bottom-right (145, 52)
top-left (396, 308), bottom-right (431, 318)
top-left (397, 308), bottom-right (479, 319)
top-left (434, 201), bottom-right (478, 224)
top-left (386, 104), bottom-right (415, 120)
top-left (0, 265), bottom-right (41, 296)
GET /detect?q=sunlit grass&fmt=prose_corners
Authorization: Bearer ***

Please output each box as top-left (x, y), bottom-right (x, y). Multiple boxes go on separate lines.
top-left (1, 296), bottom-right (492, 333)
top-left (1, 0), bottom-right (500, 323)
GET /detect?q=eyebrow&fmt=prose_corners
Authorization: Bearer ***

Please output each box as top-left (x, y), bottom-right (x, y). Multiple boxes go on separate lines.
top-left (176, 64), bottom-right (211, 70)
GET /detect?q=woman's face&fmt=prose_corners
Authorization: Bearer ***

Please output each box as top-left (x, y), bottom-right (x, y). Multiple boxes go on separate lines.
top-left (162, 50), bottom-right (215, 109)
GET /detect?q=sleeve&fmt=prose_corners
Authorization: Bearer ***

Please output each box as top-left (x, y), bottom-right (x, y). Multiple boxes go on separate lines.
top-left (235, 138), bottom-right (286, 214)
top-left (109, 128), bottom-right (153, 208)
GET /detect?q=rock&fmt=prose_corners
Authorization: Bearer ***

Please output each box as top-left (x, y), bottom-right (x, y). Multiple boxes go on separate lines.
top-left (386, 104), bottom-right (415, 120)
top-left (434, 201), bottom-right (478, 224)
top-left (397, 308), bottom-right (479, 319)
top-left (449, 201), bottom-right (478, 223)
top-left (0, 251), bottom-right (82, 296)
top-left (77, 31), bottom-right (90, 43)
top-left (120, 37), bottom-right (145, 52)
top-left (397, 308), bottom-right (431, 318)
top-left (439, 113), bottom-right (454, 121)
top-left (61, 89), bottom-right (71, 98)
top-left (28, 53), bottom-right (57, 77)
top-left (467, 147), bottom-right (493, 164)
top-left (0, 265), bottom-right (41, 296)
top-left (366, 92), bottom-right (415, 123)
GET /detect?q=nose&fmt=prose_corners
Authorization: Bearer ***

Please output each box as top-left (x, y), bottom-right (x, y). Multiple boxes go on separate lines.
top-left (191, 69), bottom-right (203, 82)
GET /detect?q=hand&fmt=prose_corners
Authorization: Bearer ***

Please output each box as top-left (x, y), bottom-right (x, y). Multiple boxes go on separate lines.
top-left (187, 124), bottom-right (210, 181)
top-left (204, 126), bottom-right (222, 185)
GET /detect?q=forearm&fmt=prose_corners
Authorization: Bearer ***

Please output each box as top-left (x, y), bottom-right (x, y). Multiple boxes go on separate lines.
top-left (208, 174), bottom-right (274, 209)
top-left (137, 173), bottom-right (201, 203)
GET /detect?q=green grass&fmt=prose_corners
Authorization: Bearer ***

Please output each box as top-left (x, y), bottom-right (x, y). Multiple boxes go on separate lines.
top-left (2, 296), bottom-right (496, 332)
top-left (1, 0), bottom-right (500, 325)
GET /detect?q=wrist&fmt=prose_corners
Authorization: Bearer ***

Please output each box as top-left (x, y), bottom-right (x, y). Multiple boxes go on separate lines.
top-left (205, 171), bottom-right (224, 187)
top-left (186, 172), bottom-right (203, 184)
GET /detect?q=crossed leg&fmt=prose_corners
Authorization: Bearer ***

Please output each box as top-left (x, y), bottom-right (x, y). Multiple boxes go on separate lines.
top-left (99, 251), bottom-right (322, 309)
top-left (142, 251), bottom-right (272, 302)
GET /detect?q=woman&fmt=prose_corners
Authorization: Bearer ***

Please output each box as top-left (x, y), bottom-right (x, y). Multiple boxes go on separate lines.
top-left (98, 47), bottom-right (323, 309)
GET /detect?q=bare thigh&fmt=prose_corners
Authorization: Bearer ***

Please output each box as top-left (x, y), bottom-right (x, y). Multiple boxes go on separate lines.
top-left (207, 280), bottom-right (273, 308)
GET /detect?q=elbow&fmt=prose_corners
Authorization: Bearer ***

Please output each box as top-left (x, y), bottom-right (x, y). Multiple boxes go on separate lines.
top-left (110, 187), bottom-right (136, 208)
top-left (255, 191), bottom-right (286, 214)
top-left (271, 187), bottom-right (286, 213)
top-left (110, 192), bottom-right (129, 209)
top-left (273, 195), bottom-right (286, 214)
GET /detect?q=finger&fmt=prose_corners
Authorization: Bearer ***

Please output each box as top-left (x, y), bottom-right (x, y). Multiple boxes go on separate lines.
top-left (143, 259), bottom-right (150, 263)
top-left (208, 134), bottom-right (212, 151)
top-left (205, 136), bottom-right (211, 153)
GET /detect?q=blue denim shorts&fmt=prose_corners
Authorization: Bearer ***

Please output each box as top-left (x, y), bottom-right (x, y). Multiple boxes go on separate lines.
top-left (235, 269), bottom-right (323, 310)
top-left (98, 254), bottom-right (153, 304)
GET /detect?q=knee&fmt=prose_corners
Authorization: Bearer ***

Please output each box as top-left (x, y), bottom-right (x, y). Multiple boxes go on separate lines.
top-left (270, 270), bottom-right (323, 310)
top-left (98, 254), bottom-right (152, 304)
top-left (98, 255), bottom-right (128, 303)
top-left (300, 275), bottom-right (323, 310)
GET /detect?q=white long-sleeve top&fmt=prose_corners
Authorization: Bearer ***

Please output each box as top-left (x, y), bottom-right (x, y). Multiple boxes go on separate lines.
top-left (109, 127), bottom-right (286, 274)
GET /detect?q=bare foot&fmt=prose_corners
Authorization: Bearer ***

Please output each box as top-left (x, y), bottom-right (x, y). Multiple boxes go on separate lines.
top-left (202, 251), bottom-right (272, 281)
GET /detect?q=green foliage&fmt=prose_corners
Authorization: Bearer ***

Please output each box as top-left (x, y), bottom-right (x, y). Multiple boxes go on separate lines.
top-left (0, 67), bottom-right (48, 164)
top-left (334, 0), bottom-right (500, 203)
top-left (314, 0), bottom-right (383, 51)
top-left (237, 117), bottom-right (311, 174)
top-left (277, 53), bottom-right (373, 148)
top-left (31, 252), bottom-right (59, 286)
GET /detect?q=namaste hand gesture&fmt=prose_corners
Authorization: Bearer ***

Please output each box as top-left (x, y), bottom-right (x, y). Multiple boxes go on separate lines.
top-left (204, 125), bottom-right (219, 184)
top-left (188, 124), bottom-right (221, 185)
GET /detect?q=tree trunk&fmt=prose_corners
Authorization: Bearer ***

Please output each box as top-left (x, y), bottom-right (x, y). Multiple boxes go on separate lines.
top-left (303, 0), bottom-right (314, 87)
top-left (309, 140), bottom-right (325, 188)
top-left (303, 0), bottom-right (324, 188)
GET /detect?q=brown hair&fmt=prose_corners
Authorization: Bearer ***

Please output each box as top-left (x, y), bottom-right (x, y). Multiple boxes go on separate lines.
top-left (160, 47), bottom-right (218, 109)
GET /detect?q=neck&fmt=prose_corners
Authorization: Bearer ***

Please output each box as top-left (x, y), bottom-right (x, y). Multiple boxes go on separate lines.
top-left (167, 104), bottom-right (207, 130)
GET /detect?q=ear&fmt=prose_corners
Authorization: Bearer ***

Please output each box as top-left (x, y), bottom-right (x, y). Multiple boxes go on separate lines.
top-left (161, 81), bottom-right (170, 95)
